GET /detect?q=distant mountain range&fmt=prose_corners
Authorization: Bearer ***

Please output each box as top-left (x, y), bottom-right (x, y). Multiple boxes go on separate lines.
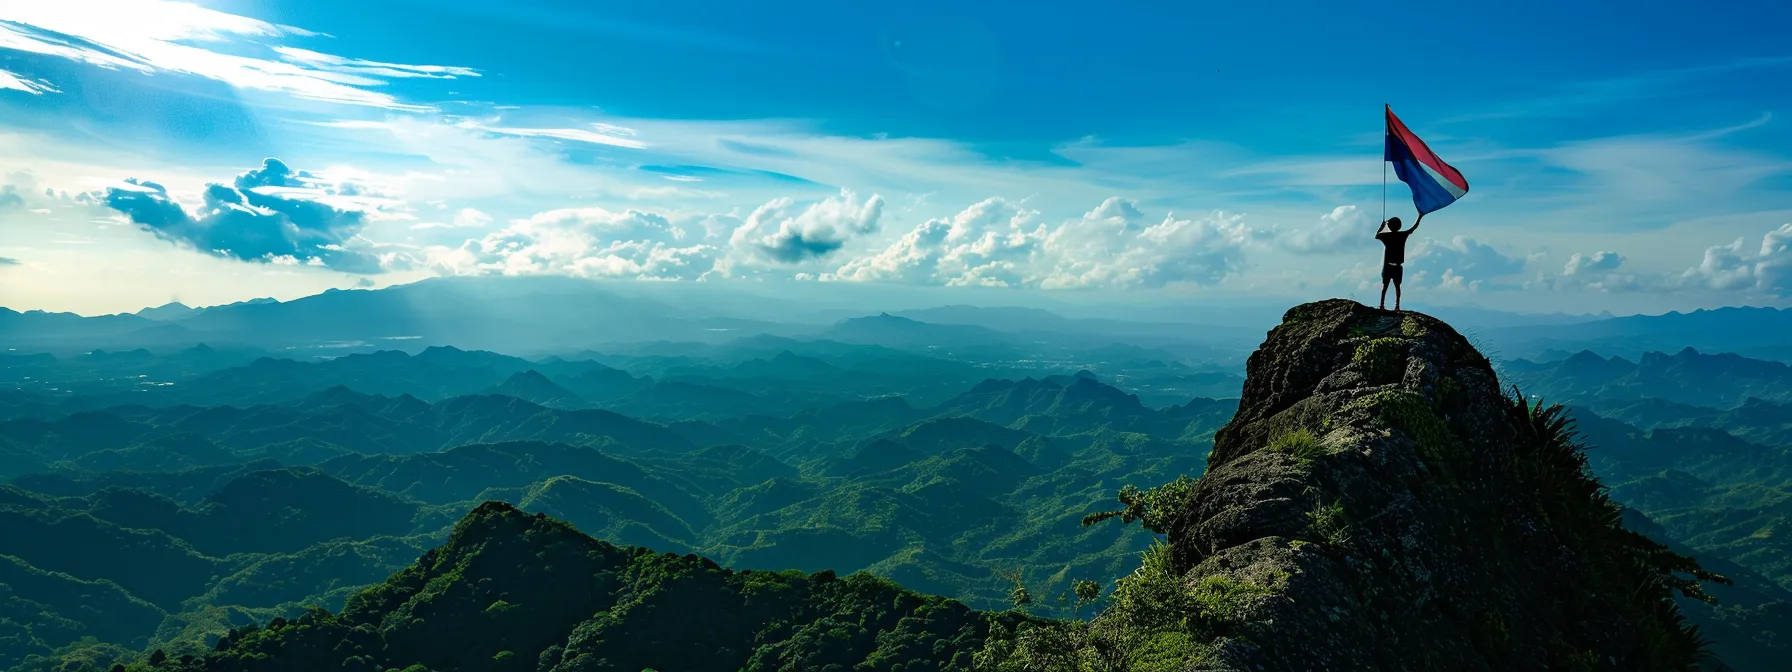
top-left (7, 277), bottom-right (1739, 364)
top-left (3, 277), bottom-right (794, 354)
top-left (1483, 305), bottom-right (1792, 361)
top-left (133, 298), bottom-right (278, 322)
top-left (1504, 347), bottom-right (1792, 408)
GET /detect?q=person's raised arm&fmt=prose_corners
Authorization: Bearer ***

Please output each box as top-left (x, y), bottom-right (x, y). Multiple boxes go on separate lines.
top-left (1409, 213), bottom-right (1425, 233)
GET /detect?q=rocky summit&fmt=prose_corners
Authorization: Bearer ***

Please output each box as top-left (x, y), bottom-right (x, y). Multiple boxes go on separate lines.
top-left (985, 299), bottom-right (1724, 671)
top-left (1184, 300), bottom-right (1722, 670)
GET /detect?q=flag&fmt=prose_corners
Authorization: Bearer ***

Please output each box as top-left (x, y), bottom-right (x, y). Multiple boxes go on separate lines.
top-left (1385, 105), bottom-right (1469, 215)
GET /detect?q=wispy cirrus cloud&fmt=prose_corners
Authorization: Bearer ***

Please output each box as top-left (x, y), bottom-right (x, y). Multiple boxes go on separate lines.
top-left (0, 0), bottom-right (475, 110)
top-left (0, 68), bottom-right (56, 94)
top-left (467, 122), bottom-right (648, 150)
top-left (1435, 57), bottom-right (1792, 125)
top-left (271, 47), bottom-right (479, 80)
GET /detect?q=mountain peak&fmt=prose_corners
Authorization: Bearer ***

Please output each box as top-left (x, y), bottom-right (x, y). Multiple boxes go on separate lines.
top-left (486, 369), bottom-right (584, 408)
top-left (1039, 299), bottom-right (1723, 670)
top-left (135, 301), bottom-right (200, 321)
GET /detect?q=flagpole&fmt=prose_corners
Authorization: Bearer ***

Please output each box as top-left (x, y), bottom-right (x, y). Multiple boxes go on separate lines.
top-left (1380, 104), bottom-right (1388, 227)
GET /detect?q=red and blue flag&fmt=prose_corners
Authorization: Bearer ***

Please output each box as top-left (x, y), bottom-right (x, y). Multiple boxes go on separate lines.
top-left (1385, 105), bottom-right (1469, 215)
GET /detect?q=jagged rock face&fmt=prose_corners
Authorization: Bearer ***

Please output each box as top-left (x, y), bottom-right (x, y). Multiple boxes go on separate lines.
top-left (1176, 299), bottom-right (1651, 671)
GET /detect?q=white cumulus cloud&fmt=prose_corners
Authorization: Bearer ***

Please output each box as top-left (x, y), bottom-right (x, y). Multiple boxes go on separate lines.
top-left (835, 196), bottom-right (1256, 289)
top-left (834, 197), bottom-right (1045, 287)
top-left (1405, 236), bottom-right (1527, 291)
top-left (428, 207), bottom-right (715, 281)
top-left (1279, 205), bottom-right (1374, 254)
top-left (1682, 223), bottom-right (1792, 296)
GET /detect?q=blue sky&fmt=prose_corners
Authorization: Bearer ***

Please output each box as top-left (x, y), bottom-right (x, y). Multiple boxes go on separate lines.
top-left (0, 0), bottom-right (1788, 316)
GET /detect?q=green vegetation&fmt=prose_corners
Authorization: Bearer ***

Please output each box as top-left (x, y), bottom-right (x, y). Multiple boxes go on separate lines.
top-left (1078, 476), bottom-right (1200, 534)
top-left (1504, 389), bottom-right (1729, 669)
top-left (1348, 388), bottom-right (1467, 469)
top-left (1304, 499), bottom-right (1351, 547)
top-left (1268, 428), bottom-right (1325, 465)
top-left (82, 502), bottom-right (1037, 672)
top-left (1352, 336), bottom-right (1409, 382)
top-left (972, 538), bottom-right (1293, 671)
top-left (0, 355), bottom-right (1234, 672)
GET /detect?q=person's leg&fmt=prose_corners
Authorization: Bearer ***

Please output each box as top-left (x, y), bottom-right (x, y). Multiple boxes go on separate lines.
top-left (1379, 278), bottom-right (1389, 309)
top-left (1394, 278), bottom-right (1403, 310)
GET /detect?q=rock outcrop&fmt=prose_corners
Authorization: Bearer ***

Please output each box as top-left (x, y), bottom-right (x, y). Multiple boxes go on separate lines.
top-left (1179, 300), bottom-right (1718, 670)
top-left (990, 300), bottom-right (1722, 672)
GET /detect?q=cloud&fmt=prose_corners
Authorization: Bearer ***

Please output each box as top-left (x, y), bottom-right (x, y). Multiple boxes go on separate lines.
top-left (0, 68), bottom-right (57, 95)
top-left (1036, 198), bottom-right (1255, 289)
top-left (1437, 58), bottom-right (1792, 125)
top-left (469, 122), bottom-right (647, 150)
top-left (412, 208), bottom-right (493, 230)
top-left (418, 193), bottom-right (1253, 289)
top-left (1539, 134), bottom-right (1790, 208)
top-left (729, 190), bottom-right (885, 263)
top-left (835, 196), bottom-right (1255, 289)
top-left (1280, 205), bottom-right (1374, 254)
top-left (271, 47), bottom-right (479, 80)
top-left (834, 197), bottom-right (1045, 286)
top-left (0, 185), bottom-right (23, 209)
top-left (0, 257), bottom-right (18, 265)
top-left (0, 0), bottom-right (475, 110)
top-left (1405, 236), bottom-right (1527, 290)
top-left (429, 207), bottom-right (716, 281)
top-left (101, 158), bottom-right (389, 273)
top-left (1682, 223), bottom-right (1792, 296)
top-left (1562, 251), bottom-right (1624, 275)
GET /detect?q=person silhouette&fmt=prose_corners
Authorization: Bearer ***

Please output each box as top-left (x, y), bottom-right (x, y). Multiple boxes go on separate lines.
top-left (1375, 214), bottom-right (1421, 310)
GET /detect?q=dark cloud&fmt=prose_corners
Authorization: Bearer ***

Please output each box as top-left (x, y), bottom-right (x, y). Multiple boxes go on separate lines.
top-left (1563, 251), bottom-right (1624, 275)
top-left (103, 158), bottom-right (384, 273)
top-left (731, 190), bottom-right (885, 264)
top-left (0, 185), bottom-right (23, 209)
top-left (0, 257), bottom-right (19, 265)
top-left (235, 158), bottom-right (313, 189)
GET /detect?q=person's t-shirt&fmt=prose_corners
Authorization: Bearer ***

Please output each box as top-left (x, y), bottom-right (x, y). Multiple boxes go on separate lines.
top-left (1376, 229), bottom-right (1413, 264)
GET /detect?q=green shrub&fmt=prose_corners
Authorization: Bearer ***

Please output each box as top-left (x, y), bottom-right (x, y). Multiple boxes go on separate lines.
top-left (1505, 388), bottom-right (1729, 671)
top-left (1268, 428), bottom-right (1326, 465)
top-left (1080, 476), bottom-right (1200, 535)
top-left (1304, 500), bottom-right (1351, 548)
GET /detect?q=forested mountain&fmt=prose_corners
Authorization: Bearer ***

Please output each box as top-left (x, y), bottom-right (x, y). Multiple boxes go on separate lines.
top-left (6, 292), bottom-right (1792, 671)
top-left (0, 343), bottom-right (1230, 671)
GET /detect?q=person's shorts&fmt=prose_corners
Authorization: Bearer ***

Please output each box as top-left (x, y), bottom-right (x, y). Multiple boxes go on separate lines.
top-left (1382, 263), bottom-right (1403, 283)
